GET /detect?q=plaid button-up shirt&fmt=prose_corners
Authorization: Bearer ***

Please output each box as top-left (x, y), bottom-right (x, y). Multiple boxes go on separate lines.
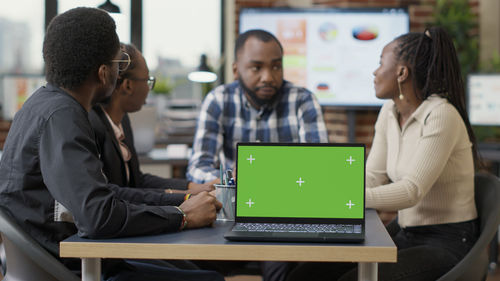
top-left (187, 80), bottom-right (328, 183)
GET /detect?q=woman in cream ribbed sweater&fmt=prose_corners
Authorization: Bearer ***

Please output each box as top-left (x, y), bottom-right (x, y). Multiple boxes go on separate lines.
top-left (284, 27), bottom-right (480, 281)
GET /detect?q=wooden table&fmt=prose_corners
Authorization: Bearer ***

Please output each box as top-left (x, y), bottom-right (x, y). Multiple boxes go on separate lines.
top-left (60, 209), bottom-right (396, 281)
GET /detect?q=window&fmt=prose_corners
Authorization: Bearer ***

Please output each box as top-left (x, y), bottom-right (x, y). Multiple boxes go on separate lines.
top-left (58, 0), bottom-right (131, 43)
top-left (0, 1), bottom-right (44, 74)
top-left (143, 0), bottom-right (221, 99)
top-left (0, 2), bottom-right (45, 120)
top-left (1, 1), bottom-right (221, 99)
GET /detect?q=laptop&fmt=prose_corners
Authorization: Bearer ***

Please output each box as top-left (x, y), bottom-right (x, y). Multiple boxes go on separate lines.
top-left (224, 142), bottom-right (365, 243)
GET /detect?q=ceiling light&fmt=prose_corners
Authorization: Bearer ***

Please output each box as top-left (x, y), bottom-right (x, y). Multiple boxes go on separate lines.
top-left (98, 0), bottom-right (121, 13)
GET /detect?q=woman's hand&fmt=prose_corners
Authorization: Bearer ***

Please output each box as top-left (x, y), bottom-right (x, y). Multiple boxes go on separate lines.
top-left (187, 178), bottom-right (219, 195)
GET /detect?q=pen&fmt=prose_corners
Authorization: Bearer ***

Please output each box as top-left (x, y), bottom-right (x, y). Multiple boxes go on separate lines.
top-left (220, 163), bottom-right (223, 185)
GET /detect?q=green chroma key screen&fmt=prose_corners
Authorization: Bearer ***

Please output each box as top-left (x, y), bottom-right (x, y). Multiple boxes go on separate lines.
top-left (236, 144), bottom-right (365, 219)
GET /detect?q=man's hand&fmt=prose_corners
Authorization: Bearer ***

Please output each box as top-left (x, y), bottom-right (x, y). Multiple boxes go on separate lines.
top-left (178, 191), bottom-right (222, 229)
top-left (187, 178), bottom-right (218, 195)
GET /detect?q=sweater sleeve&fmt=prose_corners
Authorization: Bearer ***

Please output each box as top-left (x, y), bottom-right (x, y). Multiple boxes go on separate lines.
top-left (366, 103), bottom-right (463, 211)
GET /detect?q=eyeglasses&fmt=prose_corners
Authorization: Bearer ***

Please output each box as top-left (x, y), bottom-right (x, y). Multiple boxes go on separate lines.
top-left (127, 76), bottom-right (156, 90)
top-left (111, 52), bottom-right (131, 72)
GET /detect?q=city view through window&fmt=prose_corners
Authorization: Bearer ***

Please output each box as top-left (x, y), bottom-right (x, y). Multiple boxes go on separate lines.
top-left (0, 1), bottom-right (220, 102)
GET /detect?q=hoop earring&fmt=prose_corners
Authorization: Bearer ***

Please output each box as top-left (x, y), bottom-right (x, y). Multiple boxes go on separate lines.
top-left (398, 81), bottom-right (404, 100)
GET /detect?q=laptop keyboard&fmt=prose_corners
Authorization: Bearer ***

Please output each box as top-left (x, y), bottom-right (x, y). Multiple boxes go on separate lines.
top-left (234, 223), bottom-right (362, 234)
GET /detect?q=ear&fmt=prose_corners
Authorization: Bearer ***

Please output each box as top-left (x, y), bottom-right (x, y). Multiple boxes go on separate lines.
top-left (397, 65), bottom-right (409, 83)
top-left (122, 79), bottom-right (133, 95)
top-left (97, 64), bottom-right (108, 85)
top-left (232, 62), bottom-right (238, 80)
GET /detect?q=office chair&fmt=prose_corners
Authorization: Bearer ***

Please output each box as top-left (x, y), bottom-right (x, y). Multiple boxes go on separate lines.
top-left (1, 242), bottom-right (5, 276)
top-left (437, 172), bottom-right (500, 281)
top-left (0, 207), bottom-right (79, 281)
top-left (129, 105), bottom-right (157, 154)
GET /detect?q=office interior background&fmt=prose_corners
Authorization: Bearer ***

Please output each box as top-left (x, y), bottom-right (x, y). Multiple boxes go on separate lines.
top-left (1, 0), bottom-right (500, 151)
top-left (0, 1), bottom-right (499, 189)
top-left (0, 0), bottom-right (499, 279)
top-left (1, 0), bottom-right (500, 223)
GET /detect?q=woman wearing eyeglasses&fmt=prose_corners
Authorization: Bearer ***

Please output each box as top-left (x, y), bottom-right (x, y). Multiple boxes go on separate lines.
top-left (89, 43), bottom-right (215, 196)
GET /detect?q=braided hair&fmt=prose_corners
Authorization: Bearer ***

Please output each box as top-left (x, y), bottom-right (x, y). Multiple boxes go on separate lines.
top-left (394, 27), bottom-right (480, 168)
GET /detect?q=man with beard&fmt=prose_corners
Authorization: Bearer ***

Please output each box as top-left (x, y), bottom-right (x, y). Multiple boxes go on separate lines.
top-left (0, 7), bottom-right (223, 281)
top-left (187, 29), bottom-right (328, 184)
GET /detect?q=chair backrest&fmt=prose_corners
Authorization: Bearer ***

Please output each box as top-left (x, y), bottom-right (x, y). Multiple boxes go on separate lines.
top-left (1, 242), bottom-right (6, 276)
top-left (437, 172), bottom-right (500, 281)
top-left (129, 105), bottom-right (157, 155)
top-left (0, 207), bottom-right (79, 281)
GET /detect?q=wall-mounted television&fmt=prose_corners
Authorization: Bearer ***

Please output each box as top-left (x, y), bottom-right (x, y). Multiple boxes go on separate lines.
top-left (468, 74), bottom-right (500, 126)
top-left (239, 7), bottom-right (410, 107)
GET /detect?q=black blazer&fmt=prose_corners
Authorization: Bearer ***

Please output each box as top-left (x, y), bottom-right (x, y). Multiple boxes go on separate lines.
top-left (89, 105), bottom-right (188, 190)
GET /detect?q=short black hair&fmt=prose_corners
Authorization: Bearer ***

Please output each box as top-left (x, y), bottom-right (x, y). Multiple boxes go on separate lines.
top-left (43, 7), bottom-right (120, 90)
top-left (234, 29), bottom-right (283, 60)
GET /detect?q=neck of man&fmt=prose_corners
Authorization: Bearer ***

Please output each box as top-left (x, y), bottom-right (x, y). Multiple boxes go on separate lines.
top-left (244, 91), bottom-right (265, 110)
top-left (240, 79), bottom-right (281, 110)
top-left (62, 84), bottom-right (97, 112)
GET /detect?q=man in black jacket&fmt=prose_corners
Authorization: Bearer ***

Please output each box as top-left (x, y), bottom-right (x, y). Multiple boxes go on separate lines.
top-left (0, 7), bottom-right (223, 281)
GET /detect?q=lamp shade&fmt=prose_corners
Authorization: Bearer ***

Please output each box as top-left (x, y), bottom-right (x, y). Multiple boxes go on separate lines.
top-left (188, 54), bottom-right (217, 83)
top-left (98, 0), bottom-right (121, 13)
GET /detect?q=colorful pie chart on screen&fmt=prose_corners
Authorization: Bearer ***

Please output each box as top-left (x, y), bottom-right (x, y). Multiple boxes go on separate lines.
top-left (352, 26), bottom-right (379, 41)
top-left (319, 22), bottom-right (338, 41)
top-left (316, 83), bottom-right (330, 91)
